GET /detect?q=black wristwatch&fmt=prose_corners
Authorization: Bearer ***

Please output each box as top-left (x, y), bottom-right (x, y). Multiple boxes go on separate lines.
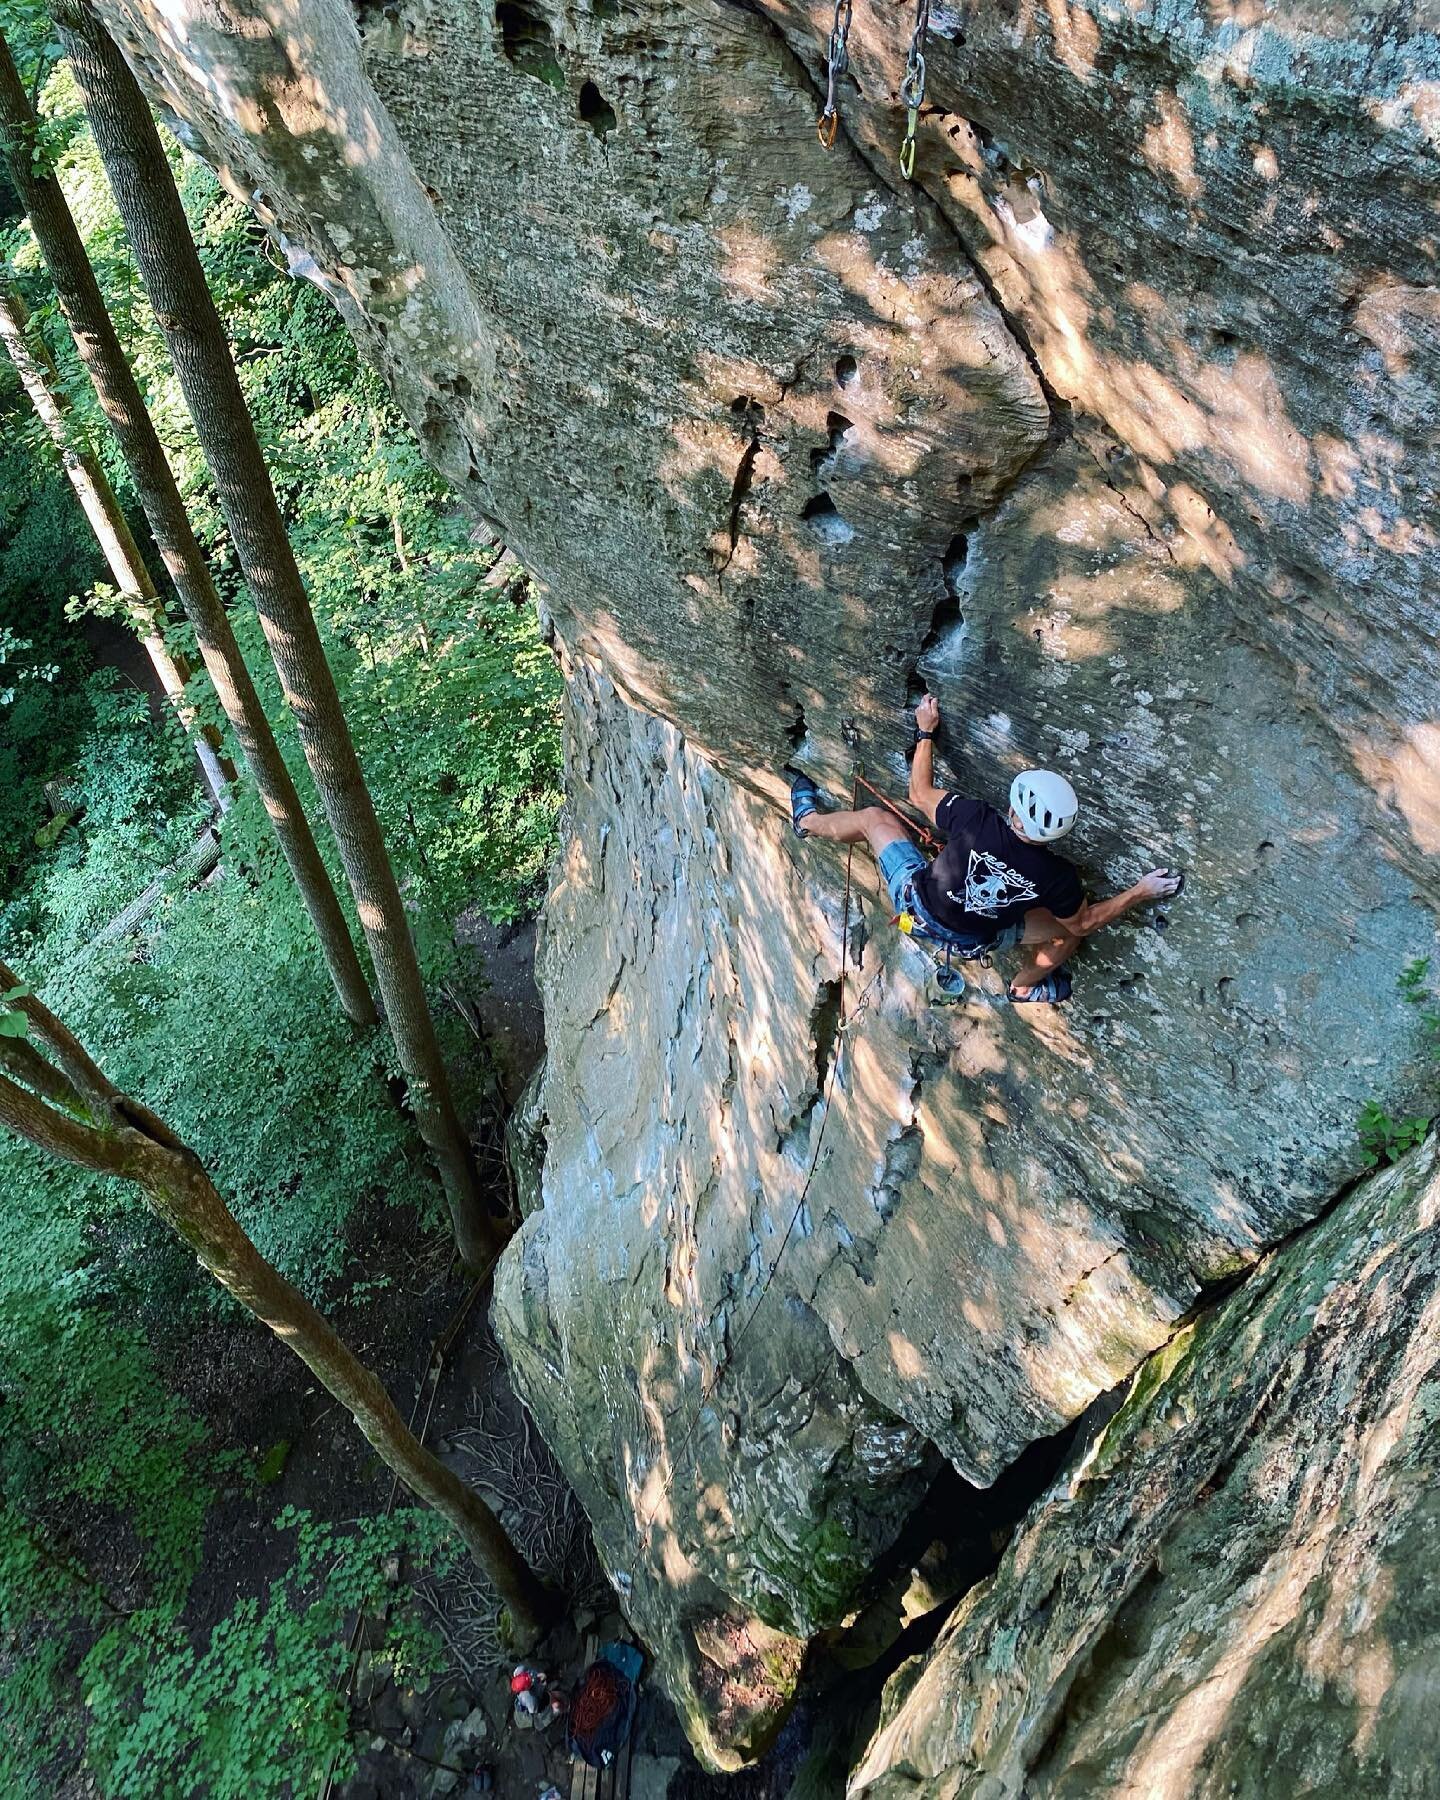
top-left (914, 728), bottom-right (936, 744)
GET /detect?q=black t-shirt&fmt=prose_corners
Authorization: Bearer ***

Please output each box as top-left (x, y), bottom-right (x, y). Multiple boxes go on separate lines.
top-left (914, 794), bottom-right (1084, 939)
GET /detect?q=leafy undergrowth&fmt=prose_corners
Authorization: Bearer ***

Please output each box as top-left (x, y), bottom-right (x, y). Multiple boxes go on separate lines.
top-left (0, 46), bottom-right (565, 1794)
top-left (78, 1510), bottom-right (455, 1800)
top-left (1356, 957), bottom-right (1440, 1170)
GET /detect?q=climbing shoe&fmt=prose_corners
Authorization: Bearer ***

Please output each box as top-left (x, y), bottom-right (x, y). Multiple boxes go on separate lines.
top-left (1008, 968), bottom-right (1073, 1005)
top-left (790, 773), bottom-right (821, 837)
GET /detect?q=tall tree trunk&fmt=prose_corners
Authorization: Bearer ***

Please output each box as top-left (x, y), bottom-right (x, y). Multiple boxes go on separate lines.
top-left (0, 966), bottom-right (553, 1643)
top-left (0, 35), bottom-right (376, 1030)
top-left (0, 285), bottom-right (233, 809)
top-left (53, 2), bottom-right (498, 1267)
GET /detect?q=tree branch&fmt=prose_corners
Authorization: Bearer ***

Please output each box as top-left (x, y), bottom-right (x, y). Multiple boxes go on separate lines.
top-left (0, 959), bottom-right (119, 1112)
top-left (0, 1071), bottom-right (128, 1176)
top-left (0, 1036), bottom-right (90, 1116)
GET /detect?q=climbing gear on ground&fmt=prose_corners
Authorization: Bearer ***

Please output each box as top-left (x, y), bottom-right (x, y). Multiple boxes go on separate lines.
top-left (1009, 768), bottom-right (1079, 842)
top-left (790, 771), bottom-right (821, 836)
top-left (817, 0), bottom-right (853, 148)
top-left (567, 1643), bottom-right (642, 1768)
top-left (1008, 968), bottom-right (1073, 1005)
top-left (899, 0), bottom-right (931, 179)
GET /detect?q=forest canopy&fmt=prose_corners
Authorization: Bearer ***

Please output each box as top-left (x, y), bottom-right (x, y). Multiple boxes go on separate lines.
top-left (0, 33), bottom-right (563, 1796)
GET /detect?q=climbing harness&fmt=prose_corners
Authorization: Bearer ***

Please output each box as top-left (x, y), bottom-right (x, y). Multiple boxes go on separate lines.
top-left (817, 0), bottom-right (853, 147)
top-left (897, 910), bottom-right (976, 1004)
top-left (898, 0), bottom-right (931, 179)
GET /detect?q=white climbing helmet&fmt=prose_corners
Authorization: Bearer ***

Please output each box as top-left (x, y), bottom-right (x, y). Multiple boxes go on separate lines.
top-left (1009, 769), bottom-right (1079, 842)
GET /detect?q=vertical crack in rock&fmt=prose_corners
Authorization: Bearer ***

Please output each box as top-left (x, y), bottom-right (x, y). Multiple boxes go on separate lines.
top-left (907, 527), bottom-right (973, 703)
top-left (716, 396), bottom-right (765, 597)
top-left (777, 977), bottom-right (842, 1161)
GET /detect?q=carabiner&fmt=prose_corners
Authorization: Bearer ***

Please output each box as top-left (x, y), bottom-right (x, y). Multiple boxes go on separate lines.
top-left (899, 107), bottom-right (919, 180)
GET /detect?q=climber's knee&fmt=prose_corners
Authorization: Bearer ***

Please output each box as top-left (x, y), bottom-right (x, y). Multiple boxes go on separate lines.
top-left (858, 806), bottom-right (907, 852)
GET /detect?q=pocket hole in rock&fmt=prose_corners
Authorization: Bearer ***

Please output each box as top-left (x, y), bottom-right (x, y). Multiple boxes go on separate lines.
top-left (834, 353), bottom-right (858, 388)
top-left (578, 79), bottom-right (617, 137)
top-left (495, 0), bottom-right (566, 89)
top-left (800, 492), bottom-right (854, 544)
top-left (809, 411), bottom-right (854, 474)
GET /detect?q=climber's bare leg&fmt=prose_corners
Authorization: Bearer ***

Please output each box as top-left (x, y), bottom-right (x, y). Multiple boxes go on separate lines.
top-left (1010, 907), bottom-right (1081, 996)
top-left (800, 805), bottom-right (908, 855)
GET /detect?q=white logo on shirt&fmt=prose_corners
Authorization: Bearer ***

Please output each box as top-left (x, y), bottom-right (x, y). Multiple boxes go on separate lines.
top-left (950, 849), bottom-right (1038, 919)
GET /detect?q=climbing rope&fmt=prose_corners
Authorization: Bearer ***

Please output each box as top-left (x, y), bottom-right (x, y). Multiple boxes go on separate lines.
top-left (898, 0), bottom-right (931, 179)
top-left (854, 770), bottom-right (940, 850)
top-left (637, 774), bottom-right (863, 1534)
top-left (816, 0), bottom-right (853, 147)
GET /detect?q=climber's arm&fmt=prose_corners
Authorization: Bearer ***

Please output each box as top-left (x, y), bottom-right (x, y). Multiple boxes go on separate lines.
top-left (908, 694), bottom-right (946, 823)
top-left (1055, 869), bottom-right (1184, 938)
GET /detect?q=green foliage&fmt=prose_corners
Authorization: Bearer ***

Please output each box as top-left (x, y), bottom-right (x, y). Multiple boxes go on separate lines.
top-left (1398, 955), bottom-right (1440, 1054)
top-left (0, 981), bottom-right (28, 1037)
top-left (1357, 1100), bottom-right (1431, 1170)
top-left (79, 1509), bottom-right (455, 1800)
top-left (0, 41), bottom-right (563, 1800)
top-left (255, 1440), bottom-right (291, 1486)
top-left (1354, 959), bottom-right (1439, 1168)
top-left (0, 1146), bottom-right (215, 1597)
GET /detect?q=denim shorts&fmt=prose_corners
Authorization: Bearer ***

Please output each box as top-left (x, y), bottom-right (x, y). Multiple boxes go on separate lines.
top-left (876, 840), bottom-right (1025, 957)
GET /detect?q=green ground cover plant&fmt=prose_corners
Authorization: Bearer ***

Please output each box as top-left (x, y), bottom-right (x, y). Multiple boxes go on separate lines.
top-left (0, 37), bottom-right (562, 1795)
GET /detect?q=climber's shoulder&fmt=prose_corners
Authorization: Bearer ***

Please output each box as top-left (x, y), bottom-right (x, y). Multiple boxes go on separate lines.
top-left (933, 791), bottom-right (986, 835)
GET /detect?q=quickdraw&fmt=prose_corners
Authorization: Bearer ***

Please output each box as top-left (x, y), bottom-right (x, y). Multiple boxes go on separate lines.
top-left (898, 0), bottom-right (931, 180)
top-left (817, 0), bottom-right (853, 148)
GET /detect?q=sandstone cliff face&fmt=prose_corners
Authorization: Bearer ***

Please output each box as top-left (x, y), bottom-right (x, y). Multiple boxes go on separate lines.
top-left (850, 1136), bottom-right (1440, 1800)
top-left (97, 0), bottom-right (1440, 1768)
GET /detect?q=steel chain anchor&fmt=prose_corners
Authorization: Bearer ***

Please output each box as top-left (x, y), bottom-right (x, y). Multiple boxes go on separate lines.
top-left (817, 0), bottom-right (854, 147)
top-left (899, 0), bottom-right (931, 179)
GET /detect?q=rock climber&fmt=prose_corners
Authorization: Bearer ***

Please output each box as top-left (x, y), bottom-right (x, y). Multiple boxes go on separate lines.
top-left (789, 694), bottom-right (1183, 1003)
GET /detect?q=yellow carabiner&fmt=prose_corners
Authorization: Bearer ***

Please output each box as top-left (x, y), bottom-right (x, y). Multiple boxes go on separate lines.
top-left (897, 911), bottom-right (916, 935)
top-left (899, 105), bottom-right (919, 179)
top-left (817, 109), bottom-right (839, 149)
